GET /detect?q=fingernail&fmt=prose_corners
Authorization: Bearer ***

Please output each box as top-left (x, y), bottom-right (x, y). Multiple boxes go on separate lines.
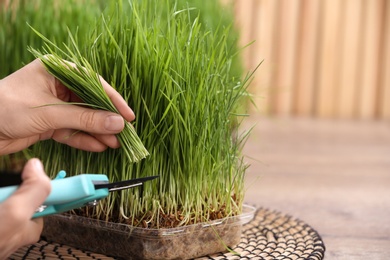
top-left (105, 115), bottom-right (124, 132)
top-left (129, 107), bottom-right (135, 118)
top-left (32, 158), bottom-right (44, 171)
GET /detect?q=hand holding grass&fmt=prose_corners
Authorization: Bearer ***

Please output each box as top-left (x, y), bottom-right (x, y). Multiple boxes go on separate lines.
top-left (0, 58), bottom-right (135, 155)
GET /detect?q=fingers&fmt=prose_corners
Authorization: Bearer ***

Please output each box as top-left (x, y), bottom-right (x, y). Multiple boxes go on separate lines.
top-left (92, 133), bottom-right (121, 149)
top-left (37, 57), bottom-right (134, 138)
top-left (98, 76), bottom-right (136, 122)
top-left (8, 159), bottom-right (51, 216)
top-left (51, 129), bottom-right (120, 152)
top-left (43, 104), bottom-right (126, 135)
top-left (45, 57), bottom-right (136, 122)
top-left (23, 218), bottom-right (44, 244)
top-left (0, 214), bottom-right (43, 259)
top-left (0, 159), bottom-right (51, 257)
top-left (2, 58), bottom-right (133, 153)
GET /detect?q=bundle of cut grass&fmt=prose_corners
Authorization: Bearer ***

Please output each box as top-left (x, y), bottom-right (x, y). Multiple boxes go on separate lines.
top-left (29, 35), bottom-right (149, 163)
top-left (28, 0), bottom-right (252, 228)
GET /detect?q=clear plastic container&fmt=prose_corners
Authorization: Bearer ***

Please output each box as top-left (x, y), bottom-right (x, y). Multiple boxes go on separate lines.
top-left (42, 205), bottom-right (256, 259)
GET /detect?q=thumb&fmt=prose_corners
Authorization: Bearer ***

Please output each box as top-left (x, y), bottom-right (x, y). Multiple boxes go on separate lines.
top-left (44, 104), bottom-right (125, 134)
top-left (7, 159), bottom-right (51, 217)
top-left (0, 159), bottom-right (51, 255)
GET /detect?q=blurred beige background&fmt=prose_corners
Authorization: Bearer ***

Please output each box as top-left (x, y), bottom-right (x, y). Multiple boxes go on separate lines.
top-left (232, 0), bottom-right (390, 119)
top-left (230, 1), bottom-right (390, 259)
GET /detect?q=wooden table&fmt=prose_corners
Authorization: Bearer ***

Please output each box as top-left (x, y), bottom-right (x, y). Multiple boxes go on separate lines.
top-left (242, 116), bottom-right (390, 260)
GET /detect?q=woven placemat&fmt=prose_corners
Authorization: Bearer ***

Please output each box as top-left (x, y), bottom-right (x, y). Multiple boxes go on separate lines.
top-left (10, 208), bottom-right (325, 260)
top-left (198, 208), bottom-right (325, 260)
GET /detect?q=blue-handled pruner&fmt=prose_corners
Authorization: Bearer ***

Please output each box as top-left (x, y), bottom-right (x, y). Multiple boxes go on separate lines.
top-left (0, 170), bottom-right (158, 218)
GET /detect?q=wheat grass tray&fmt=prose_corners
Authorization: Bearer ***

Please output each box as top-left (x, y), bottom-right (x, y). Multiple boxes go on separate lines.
top-left (10, 207), bottom-right (325, 260)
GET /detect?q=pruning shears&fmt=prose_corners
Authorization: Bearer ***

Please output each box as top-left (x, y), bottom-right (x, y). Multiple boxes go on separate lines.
top-left (0, 170), bottom-right (158, 218)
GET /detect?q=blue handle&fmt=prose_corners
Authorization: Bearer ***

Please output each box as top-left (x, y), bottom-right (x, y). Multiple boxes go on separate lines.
top-left (0, 171), bottom-right (110, 218)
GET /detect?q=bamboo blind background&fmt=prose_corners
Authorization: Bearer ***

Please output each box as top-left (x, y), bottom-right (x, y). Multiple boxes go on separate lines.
top-left (231, 0), bottom-right (390, 119)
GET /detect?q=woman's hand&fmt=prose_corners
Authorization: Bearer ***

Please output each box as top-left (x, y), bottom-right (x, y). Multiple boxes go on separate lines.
top-left (0, 58), bottom-right (135, 155)
top-left (0, 158), bottom-right (51, 259)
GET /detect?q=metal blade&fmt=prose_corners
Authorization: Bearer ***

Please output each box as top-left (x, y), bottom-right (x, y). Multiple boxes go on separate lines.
top-left (93, 176), bottom-right (159, 192)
